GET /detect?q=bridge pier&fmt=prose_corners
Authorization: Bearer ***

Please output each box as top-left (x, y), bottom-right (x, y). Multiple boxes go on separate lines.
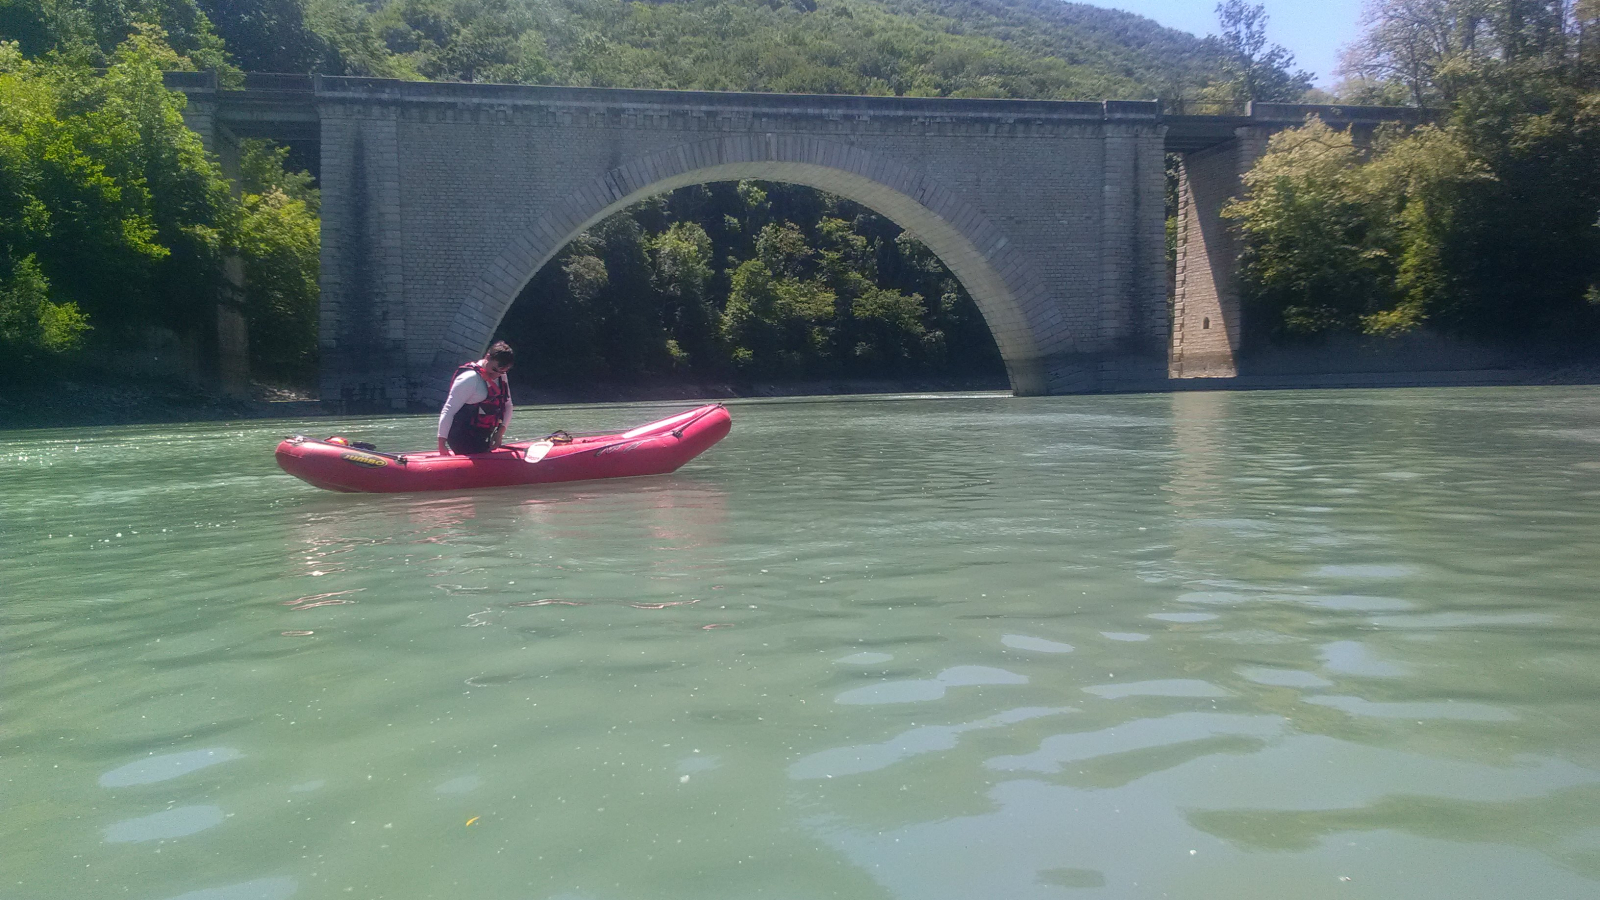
top-left (317, 104), bottom-right (412, 409)
top-left (176, 77), bottom-right (252, 399)
top-left (1170, 127), bottom-right (1269, 379)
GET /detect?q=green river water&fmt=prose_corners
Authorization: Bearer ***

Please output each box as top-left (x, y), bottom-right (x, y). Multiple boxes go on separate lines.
top-left (3, 387), bottom-right (1599, 900)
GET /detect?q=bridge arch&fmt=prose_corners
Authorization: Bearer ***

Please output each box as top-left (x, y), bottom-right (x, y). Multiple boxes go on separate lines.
top-left (431, 135), bottom-right (1054, 395)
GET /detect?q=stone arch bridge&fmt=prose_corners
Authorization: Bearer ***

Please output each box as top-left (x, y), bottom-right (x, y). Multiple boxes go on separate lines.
top-left (172, 73), bottom-right (1423, 406)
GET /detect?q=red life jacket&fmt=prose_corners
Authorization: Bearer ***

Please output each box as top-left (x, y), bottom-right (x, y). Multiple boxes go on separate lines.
top-left (451, 361), bottom-right (509, 435)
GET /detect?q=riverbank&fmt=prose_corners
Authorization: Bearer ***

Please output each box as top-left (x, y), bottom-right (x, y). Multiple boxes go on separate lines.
top-left (0, 374), bottom-right (1013, 430)
top-left (7, 362), bottom-right (1598, 430)
top-left (0, 379), bottom-right (324, 430)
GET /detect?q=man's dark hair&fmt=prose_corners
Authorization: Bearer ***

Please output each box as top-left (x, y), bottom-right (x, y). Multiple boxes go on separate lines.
top-left (486, 340), bottom-right (514, 367)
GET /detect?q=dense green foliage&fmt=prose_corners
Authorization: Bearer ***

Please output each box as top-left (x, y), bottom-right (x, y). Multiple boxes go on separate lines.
top-left (1228, 0), bottom-right (1600, 345)
top-left (237, 139), bottom-right (321, 379)
top-left (0, 31), bottom-right (229, 372)
top-left (0, 29), bottom-right (317, 379)
top-left (1206, 0), bottom-right (1312, 103)
top-left (498, 181), bottom-right (1003, 384)
top-left (0, 0), bottom-right (231, 69)
top-left (190, 0), bottom-right (1235, 99)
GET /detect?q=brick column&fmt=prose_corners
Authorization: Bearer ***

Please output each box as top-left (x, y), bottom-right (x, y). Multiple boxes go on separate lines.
top-left (1088, 112), bottom-right (1169, 390)
top-left (1170, 127), bottom-right (1267, 378)
top-left (213, 124), bottom-right (251, 399)
top-left (180, 99), bottom-right (216, 152)
top-left (1098, 111), bottom-right (1170, 353)
top-left (180, 90), bottom-right (252, 398)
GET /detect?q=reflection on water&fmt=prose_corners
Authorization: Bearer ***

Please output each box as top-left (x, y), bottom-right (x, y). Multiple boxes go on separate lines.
top-left (99, 748), bottom-right (243, 787)
top-left (3, 388), bottom-right (1599, 898)
top-left (835, 665), bottom-right (1029, 705)
top-left (161, 878), bottom-right (296, 900)
top-left (105, 805), bottom-right (226, 843)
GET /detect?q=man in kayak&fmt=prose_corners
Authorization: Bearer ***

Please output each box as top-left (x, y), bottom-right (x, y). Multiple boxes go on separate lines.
top-left (437, 341), bottom-right (515, 455)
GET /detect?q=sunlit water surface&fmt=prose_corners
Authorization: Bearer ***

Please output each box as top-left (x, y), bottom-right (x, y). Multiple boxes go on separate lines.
top-left (4, 388), bottom-right (1599, 900)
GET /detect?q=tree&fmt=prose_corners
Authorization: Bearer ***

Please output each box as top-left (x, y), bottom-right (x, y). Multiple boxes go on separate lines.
top-left (237, 139), bottom-right (320, 379)
top-left (646, 221), bottom-right (718, 368)
top-left (722, 221), bottom-right (838, 375)
top-left (491, 178), bottom-right (1005, 385)
top-left (1358, 124), bottom-right (1486, 334)
top-left (0, 31), bottom-right (234, 361)
top-left (1339, 0), bottom-right (1493, 105)
top-left (0, 28), bottom-right (339, 381)
top-left (197, 0), bottom-right (332, 73)
top-left (0, 254), bottom-right (89, 365)
top-left (1223, 118), bottom-right (1398, 338)
top-left (1339, 0), bottom-right (1588, 105)
top-left (1211, 1), bottom-right (1313, 104)
top-left (303, 0), bottom-right (420, 77)
top-left (1430, 67), bottom-right (1600, 337)
top-left (0, 0), bottom-right (233, 70)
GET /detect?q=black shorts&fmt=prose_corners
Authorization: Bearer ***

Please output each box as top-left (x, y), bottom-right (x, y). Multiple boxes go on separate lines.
top-left (446, 421), bottom-right (495, 455)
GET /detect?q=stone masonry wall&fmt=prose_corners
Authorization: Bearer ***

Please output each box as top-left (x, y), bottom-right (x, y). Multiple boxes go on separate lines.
top-left (317, 104), bottom-right (410, 407)
top-left (307, 81), bottom-right (1171, 404)
top-left (1169, 128), bottom-right (1267, 379)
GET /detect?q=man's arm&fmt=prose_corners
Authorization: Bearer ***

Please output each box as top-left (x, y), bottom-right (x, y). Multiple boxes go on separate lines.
top-left (494, 391), bottom-right (513, 448)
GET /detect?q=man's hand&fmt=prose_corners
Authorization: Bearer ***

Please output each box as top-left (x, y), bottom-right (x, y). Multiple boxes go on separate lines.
top-left (437, 437), bottom-right (449, 455)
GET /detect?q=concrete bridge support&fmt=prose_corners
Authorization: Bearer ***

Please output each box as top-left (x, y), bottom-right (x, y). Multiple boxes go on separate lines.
top-left (1169, 128), bottom-right (1269, 378)
top-left (175, 85), bottom-right (252, 399)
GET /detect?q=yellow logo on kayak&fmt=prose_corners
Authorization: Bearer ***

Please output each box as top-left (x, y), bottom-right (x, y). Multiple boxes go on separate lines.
top-left (340, 451), bottom-right (388, 468)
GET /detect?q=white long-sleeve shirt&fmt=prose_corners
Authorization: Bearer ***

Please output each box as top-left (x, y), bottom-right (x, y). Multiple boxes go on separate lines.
top-left (437, 368), bottom-right (513, 439)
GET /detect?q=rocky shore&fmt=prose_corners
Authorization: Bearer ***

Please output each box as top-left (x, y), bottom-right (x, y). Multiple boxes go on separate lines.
top-left (9, 364), bottom-right (1599, 431)
top-left (0, 374), bottom-right (1013, 430)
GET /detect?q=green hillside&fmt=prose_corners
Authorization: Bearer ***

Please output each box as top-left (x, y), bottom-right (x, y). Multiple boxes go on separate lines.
top-left (877, 0), bottom-right (1226, 92)
top-left (192, 0), bottom-right (1228, 100)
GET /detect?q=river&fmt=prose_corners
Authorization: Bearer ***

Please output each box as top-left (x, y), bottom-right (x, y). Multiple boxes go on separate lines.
top-left (3, 387), bottom-right (1598, 900)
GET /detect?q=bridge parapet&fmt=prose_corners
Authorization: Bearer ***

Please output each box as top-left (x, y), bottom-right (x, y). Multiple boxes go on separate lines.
top-left (165, 72), bottom-right (1432, 155)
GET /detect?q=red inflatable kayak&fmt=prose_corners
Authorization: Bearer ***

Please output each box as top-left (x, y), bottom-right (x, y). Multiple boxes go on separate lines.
top-left (275, 404), bottom-right (731, 493)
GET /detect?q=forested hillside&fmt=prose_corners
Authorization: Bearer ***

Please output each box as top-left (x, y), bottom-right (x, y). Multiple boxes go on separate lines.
top-left (190, 0), bottom-right (1227, 99)
top-left (1, 0), bottom-right (1236, 96)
